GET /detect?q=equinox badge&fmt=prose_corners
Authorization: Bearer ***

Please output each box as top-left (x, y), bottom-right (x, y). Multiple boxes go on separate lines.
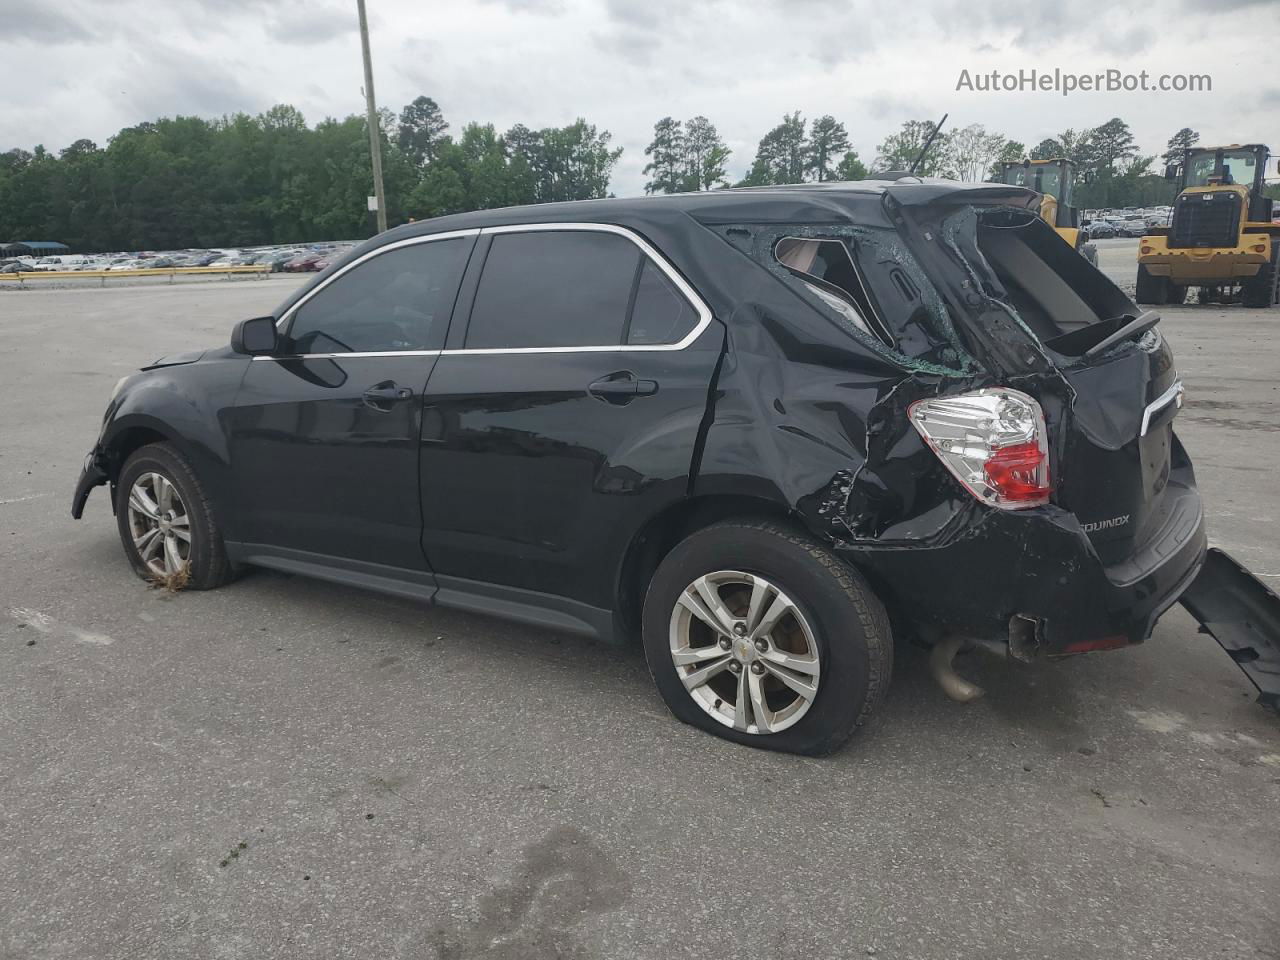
top-left (1082, 514), bottom-right (1131, 533)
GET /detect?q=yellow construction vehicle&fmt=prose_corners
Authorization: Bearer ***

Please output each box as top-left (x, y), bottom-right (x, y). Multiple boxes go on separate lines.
top-left (1137, 144), bottom-right (1280, 307)
top-left (997, 158), bottom-right (1097, 264)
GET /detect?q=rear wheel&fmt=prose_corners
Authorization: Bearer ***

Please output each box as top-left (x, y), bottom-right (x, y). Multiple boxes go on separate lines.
top-left (1242, 248), bottom-right (1279, 308)
top-left (641, 520), bottom-right (892, 755)
top-left (115, 442), bottom-right (234, 589)
top-left (1167, 283), bottom-right (1188, 305)
top-left (1135, 264), bottom-right (1168, 305)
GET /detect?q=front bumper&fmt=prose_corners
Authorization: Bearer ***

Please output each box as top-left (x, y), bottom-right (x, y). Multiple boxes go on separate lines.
top-left (71, 447), bottom-right (110, 519)
top-left (844, 479), bottom-right (1207, 656)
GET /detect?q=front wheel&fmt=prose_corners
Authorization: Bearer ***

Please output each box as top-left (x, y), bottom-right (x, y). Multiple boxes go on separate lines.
top-left (641, 520), bottom-right (893, 755)
top-left (115, 442), bottom-right (235, 589)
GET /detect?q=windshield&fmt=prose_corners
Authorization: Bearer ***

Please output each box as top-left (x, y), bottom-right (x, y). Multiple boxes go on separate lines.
top-left (1001, 164), bottom-right (1064, 200)
top-left (1185, 149), bottom-right (1258, 188)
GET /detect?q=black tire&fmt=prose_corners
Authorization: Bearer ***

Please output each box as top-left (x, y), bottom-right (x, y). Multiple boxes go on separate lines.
top-left (115, 442), bottom-right (235, 590)
top-left (641, 519), bottom-right (893, 755)
top-left (1242, 247), bottom-right (1279, 308)
top-left (1167, 283), bottom-right (1188, 305)
top-left (1135, 264), bottom-right (1168, 305)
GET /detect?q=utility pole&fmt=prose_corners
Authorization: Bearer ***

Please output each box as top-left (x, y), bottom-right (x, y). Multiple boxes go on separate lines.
top-left (356, 0), bottom-right (387, 233)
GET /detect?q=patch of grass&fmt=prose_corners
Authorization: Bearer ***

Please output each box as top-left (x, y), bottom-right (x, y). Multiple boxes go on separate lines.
top-left (148, 564), bottom-right (191, 593)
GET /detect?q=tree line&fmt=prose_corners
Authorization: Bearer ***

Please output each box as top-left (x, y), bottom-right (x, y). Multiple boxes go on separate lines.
top-left (0, 97), bottom-right (621, 252)
top-left (1, 97), bottom-right (1270, 252)
top-left (667, 113), bottom-right (1243, 210)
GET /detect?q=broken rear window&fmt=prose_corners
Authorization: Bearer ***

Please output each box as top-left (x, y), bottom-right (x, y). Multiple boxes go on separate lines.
top-left (721, 223), bottom-right (978, 375)
top-left (939, 207), bottom-right (1144, 359)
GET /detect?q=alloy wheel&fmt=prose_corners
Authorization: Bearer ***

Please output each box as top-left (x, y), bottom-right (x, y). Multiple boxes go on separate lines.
top-left (668, 570), bottom-right (820, 734)
top-left (126, 472), bottom-right (191, 577)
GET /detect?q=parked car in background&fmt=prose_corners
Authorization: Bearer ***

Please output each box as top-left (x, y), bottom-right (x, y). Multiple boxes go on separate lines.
top-left (1085, 220), bottom-right (1117, 239)
top-left (1115, 219), bottom-right (1148, 238)
top-left (74, 183), bottom-right (1215, 754)
top-left (284, 253), bottom-right (324, 272)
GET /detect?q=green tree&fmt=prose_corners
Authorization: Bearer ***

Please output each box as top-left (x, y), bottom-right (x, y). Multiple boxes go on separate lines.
top-left (682, 116), bottom-right (730, 191)
top-left (1029, 138), bottom-right (1061, 161)
top-left (988, 140), bottom-right (1025, 180)
top-left (397, 96), bottom-right (448, 167)
top-left (946, 123), bottom-right (1007, 182)
top-left (1087, 118), bottom-right (1135, 173)
top-left (806, 115), bottom-right (850, 182)
top-left (874, 119), bottom-right (952, 176)
top-left (643, 117), bottom-right (685, 194)
top-left (834, 150), bottom-right (869, 181)
top-left (1162, 127), bottom-right (1199, 167)
top-left (741, 112), bottom-right (807, 185)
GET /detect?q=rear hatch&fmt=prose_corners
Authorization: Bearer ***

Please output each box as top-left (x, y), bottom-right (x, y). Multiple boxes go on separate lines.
top-left (896, 194), bottom-right (1190, 570)
top-left (754, 183), bottom-right (1191, 569)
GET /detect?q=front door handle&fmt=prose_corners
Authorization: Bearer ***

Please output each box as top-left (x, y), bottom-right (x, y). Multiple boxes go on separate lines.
top-left (362, 382), bottom-right (412, 409)
top-left (588, 374), bottom-right (659, 405)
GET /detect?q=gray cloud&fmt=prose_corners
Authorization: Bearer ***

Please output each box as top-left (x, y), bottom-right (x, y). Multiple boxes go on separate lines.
top-left (267, 5), bottom-right (354, 46)
top-left (477, 0), bottom-right (567, 14)
top-left (0, 0), bottom-right (1270, 196)
top-left (0, 5), bottom-right (92, 45)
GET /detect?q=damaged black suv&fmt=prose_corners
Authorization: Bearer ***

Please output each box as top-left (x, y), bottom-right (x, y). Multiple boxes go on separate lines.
top-left (74, 180), bottom-right (1208, 754)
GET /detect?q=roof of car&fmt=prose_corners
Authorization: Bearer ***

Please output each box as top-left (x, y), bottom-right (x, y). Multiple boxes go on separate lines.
top-left (379, 179), bottom-right (1040, 243)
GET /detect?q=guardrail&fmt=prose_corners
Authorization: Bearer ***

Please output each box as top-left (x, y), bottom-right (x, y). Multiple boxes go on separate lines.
top-left (0, 265), bottom-right (272, 286)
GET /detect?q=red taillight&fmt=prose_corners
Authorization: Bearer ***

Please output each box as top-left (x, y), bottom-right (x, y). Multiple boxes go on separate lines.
top-left (983, 440), bottom-right (1051, 503)
top-left (909, 388), bottom-right (1052, 510)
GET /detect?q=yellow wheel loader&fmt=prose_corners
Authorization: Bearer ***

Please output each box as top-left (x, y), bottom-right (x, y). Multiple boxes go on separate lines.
top-left (998, 158), bottom-right (1097, 265)
top-left (1137, 144), bottom-right (1280, 307)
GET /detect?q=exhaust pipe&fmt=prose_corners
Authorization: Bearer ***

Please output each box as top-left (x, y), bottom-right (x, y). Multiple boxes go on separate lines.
top-left (929, 635), bottom-right (985, 702)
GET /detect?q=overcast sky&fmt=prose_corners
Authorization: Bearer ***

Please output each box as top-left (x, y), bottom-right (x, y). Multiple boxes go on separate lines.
top-left (1, 0), bottom-right (1277, 195)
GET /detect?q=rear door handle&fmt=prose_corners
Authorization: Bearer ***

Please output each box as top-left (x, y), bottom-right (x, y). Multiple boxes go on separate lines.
top-left (588, 374), bottom-right (658, 404)
top-left (362, 382), bottom-right (412, 408)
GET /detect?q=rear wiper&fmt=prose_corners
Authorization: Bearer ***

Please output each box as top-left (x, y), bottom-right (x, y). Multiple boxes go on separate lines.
top-left (1082, 310), bottom-right (1161, 360)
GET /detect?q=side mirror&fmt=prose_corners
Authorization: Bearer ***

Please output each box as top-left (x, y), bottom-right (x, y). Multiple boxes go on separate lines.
top-left (231, 316), bottom-right (278, 356)
top-left (1164, 163), bottom-right (1181, 181)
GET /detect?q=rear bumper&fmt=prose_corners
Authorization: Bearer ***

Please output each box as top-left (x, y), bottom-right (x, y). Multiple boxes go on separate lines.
top-left (71, 447), bottom-right (110, 519)
top-left (1138, 233), bottom-right (1270, 282)
top-left (843, 480), bottom-right (1207, 656)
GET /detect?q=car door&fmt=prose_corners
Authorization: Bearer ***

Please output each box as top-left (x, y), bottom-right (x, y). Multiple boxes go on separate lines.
top-left (227, 231), bottom-right (476, 580)
top-left (419, 224), bottom-right (723, 618)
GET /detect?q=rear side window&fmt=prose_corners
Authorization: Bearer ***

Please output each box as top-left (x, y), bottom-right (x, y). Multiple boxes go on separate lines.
top-left (287, 238), bottom-right (469, 353)
top-left (467, 232), bottom-right (640, 349)
top-left (626, 260), bottom-right (698, 345)
top-left (465, 229), bottom-right (701, 349)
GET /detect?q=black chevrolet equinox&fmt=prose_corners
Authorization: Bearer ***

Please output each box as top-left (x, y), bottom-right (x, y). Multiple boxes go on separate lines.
top-left (74, 179), bottom-right (1209, 754)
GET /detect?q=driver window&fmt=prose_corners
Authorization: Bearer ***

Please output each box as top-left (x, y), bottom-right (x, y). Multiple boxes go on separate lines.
top-left (286, 237), bottom-right (470, 353)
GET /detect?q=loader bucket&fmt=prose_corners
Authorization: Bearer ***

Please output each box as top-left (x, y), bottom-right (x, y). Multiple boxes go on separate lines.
top-left (1180, 548), bottom-right (1280, 710)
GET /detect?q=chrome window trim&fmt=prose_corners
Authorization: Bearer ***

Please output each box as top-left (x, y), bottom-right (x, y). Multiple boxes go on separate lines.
top-left (1140, 378), bottom-right (1184, 436)
top-left (260, 221), bottom-right (712, 360)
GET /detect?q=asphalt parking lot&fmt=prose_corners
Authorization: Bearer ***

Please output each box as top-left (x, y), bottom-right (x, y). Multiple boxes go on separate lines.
top-left (2, 267), bottom-right (1279, 960)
